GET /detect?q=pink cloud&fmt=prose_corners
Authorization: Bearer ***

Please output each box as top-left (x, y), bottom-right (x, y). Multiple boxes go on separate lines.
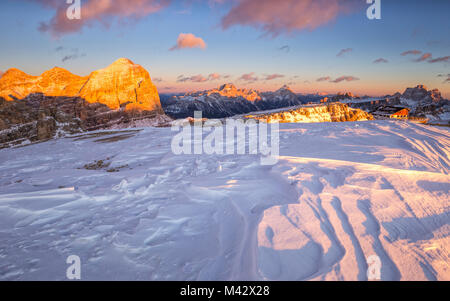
top-left (264, 74), bottom-right (284, 81)
top-left (208, 73), bottom-right (222, 80)
top-left (316, 76), bottom-right (331, 82)
top-left (177, 74), bottom-right (208, 83)
top-left (33, 0), bottom-right (171, 37)
top-left (220, 0), bottom-right (361, 37)
top-left (401, 50), bottom-right (421, 56)
top-left (331, 76), bottom-right (359, 83)
top-left (177, 73), bottom-right (224, 83)
top-left (169, 33), bottom-right (207, 51)
top-left (429, 56), bottom-right (450, 63)
top-left (337, 48), bottom-right (353, 57)
top-left (414, 53), bottom-right (432, 62)
top-left (239, 72), bottom-right (258, 82)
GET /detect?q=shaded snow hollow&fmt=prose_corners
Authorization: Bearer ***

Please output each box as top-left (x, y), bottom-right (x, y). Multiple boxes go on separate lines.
top-left (0, 120), bottom-right (448, 280)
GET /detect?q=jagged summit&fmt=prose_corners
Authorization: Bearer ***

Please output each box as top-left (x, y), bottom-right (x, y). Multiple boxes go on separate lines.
top-left (402, 85), bottom-right (443, 103)
top-left (111, 58), bottom-right (136, 66)
top-left (218, 83), bottom-right (237, 91)
top-left (277, 85), bottom-right (294, 92)
top-left (0, 58), bottom-right (161, 111)
top-left (183, 84), bottom-right (261, 102)
top-left (163, 83), bottom-right (304, 118)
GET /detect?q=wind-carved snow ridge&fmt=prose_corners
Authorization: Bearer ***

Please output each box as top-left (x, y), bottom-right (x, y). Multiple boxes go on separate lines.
top-left (0, 120), bottom-right (448, 280)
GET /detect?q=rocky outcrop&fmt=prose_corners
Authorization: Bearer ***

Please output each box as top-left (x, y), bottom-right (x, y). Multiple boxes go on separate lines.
top-left (341, 85), bottom-right (449, 124)
top-left (245, 103), bottom-right (374, 123)
top-left (0, 59), bottom-right (168, 148)
top-left (331, 92), bottom-right (360, 102)
top-left (0, 58), bottom-right (162, 112)
top-left (402, 85), bottom-right (443, 103)
top-left (0, 93), bottom-right (170, 149)
top-left (259, 85), bottom-right (303, 109)
top-left (398, 85), bottom-right (449, 123)
top-left (78, 58), bottom-right (161, 111)
top-left (163, 84), bottom-right (306, 119)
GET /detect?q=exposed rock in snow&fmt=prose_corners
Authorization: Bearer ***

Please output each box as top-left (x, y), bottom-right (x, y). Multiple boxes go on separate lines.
top-left (343, 85), bottom-right (449, 125)
top-left (402, 85), bottom-right (443, 103)
top-left (398, 85), bottom-right (449, 124)
top-left (245, 103), bottom-right (374, 123)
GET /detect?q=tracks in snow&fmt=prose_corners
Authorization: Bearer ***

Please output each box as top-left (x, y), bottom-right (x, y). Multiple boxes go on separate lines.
top-left (256, 156), bottom-right (449, 281)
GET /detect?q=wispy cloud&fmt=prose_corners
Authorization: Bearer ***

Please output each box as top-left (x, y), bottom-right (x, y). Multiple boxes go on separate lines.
top-left (176, 73), bottom-right (223, 83)
top-left (278, 45), bottom-right (290, 53)
top-left (208, 73), bottom-right (222, 81)
top-left (438, 74), bottom-right (450, 83)
top-left (414, 53), bottom-right (432, 62)
top-left (153, 77), bottom-right (163, 83)
top-left (316, 76), bottom-right (331, 82)
top-left (32, 0), bottom-right (170, 37)
top-left (316, 75), bottom-right (359, 83)
top-left (177, 74), bottom-right (208, 83)
top-left (331, 76), bottom-right (359, 83)
top-left (62, 53), bottom-right (86, 62)
top-left (220, 0), bottom-right (362, 37)
top-left (401, 50), bottom-right (422, 56)
top-left (55, 47), bottom-right (86, 62)
top-left (239, 72), bottom-right (258, 82)
top-left (337, 48), bottom-right (353, 57)
top-left (169, 33), bottom-right (207, 51)
top-left (429, 56), bottom-right (449, 63)
top-left (264, 74), bottom-right (284, 81)
top-left (373, 58), bottom-right (388, 64)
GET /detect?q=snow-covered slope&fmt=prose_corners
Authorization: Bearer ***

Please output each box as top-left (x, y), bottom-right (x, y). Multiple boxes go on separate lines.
top-left (0, 121), bottom-right (448, 280)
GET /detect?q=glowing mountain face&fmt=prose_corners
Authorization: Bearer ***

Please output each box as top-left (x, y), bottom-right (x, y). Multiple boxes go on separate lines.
top-left (0, 58), bottom-right (161, 112)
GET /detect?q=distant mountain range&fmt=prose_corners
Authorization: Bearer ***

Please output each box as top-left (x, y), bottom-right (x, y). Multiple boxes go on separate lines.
top-left (1, 58), bottom-right (449, 149)
top-left (162, 83), bottom-right (323, 118)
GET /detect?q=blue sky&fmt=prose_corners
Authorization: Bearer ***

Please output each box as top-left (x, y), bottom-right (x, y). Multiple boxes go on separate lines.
top-left (0, 0), bottom-right (449, 97)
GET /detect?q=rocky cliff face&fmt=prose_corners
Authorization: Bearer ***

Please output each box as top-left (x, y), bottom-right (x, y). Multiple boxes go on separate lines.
top-left (402, 85), bottom-right (443, 103)
top-left (0, 58), bottom-right (162, 112)
top-left (398, 85), bottom-right (449, 123)
top-left (163, 84), bottom-right (305, 119)
top-left (245, 103), bottom-right (374, 123)
top-left (185, 83), bottom-right (262, 102)
top-left (79, 58), bottom-right (161, 111)
top-left (0, 59), bottom-right (167, 148)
